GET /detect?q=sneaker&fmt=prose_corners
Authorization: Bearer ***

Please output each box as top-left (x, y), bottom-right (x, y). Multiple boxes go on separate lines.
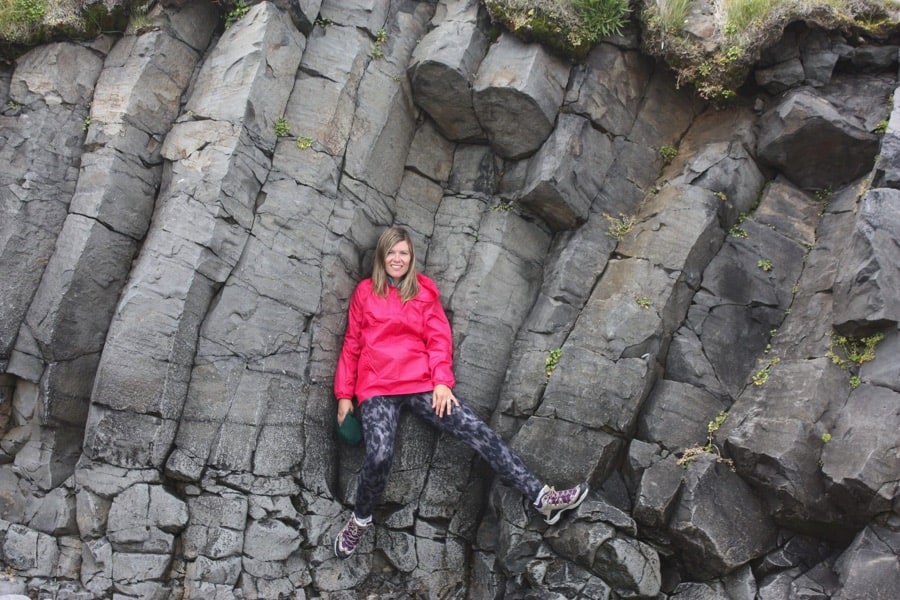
top-left (535, 482), bottom-right (589, 525)
top-left (334, 515), bottom-right (370, 559)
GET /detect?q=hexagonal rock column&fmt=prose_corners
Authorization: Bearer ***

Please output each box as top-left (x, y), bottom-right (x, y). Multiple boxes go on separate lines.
top-left (473, 34), bottom-right (570, 160)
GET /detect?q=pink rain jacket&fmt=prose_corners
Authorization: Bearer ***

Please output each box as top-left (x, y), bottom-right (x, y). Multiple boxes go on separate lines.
top-left (334, 273), bottom-right (456, 403)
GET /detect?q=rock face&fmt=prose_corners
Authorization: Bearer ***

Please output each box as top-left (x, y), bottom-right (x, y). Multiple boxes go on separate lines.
top-left (0, 1), bottom-right (898, 599)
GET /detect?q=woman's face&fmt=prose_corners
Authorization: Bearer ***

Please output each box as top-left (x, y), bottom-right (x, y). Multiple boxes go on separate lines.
top-left (384, 240), bottom-right (411, 280)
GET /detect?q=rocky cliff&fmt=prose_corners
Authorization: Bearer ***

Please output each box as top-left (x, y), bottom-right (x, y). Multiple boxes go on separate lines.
top-left (0, 1), bottom-right (898, 599)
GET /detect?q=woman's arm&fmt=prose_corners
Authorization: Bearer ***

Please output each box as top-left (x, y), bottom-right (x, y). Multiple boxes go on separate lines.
top-left (336, 398), bottom-right (354, 425)
top-left (423, 294), bottom-right (456, 390)
top-left (334, 286), bottom-right (364, 401)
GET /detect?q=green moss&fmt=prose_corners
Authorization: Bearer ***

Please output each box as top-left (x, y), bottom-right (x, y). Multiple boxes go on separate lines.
top-left (484, 0), bottom-right (630, 60)
top-left (641, 0), bottom-right (900, 102)
top-left (0, 0), bottom-right (151, 63)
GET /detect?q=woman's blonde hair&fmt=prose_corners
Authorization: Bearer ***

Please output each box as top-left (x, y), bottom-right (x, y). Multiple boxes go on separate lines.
top-left (372, 227), bottom-right (419, 302)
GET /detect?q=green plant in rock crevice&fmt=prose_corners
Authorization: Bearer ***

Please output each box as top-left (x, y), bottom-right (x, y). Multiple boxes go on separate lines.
top-left (274, 117), bottom-right (290, 137)
top-left (729, 213), bottom-right (750, 239)
top-left (757, 258), bottom-right (774, 272)
top-left (225, 0), bottom-right (250, 29)
top-left (826, 331), bottom-right (885, 388)
top-left (605, 212), bottom-right (636, 239)
top-left (751, 355), bottom-right (780, 386)
top-left (677, 411), bottom-right (735, 470)
top-left (545, 348), bottom-right (562, 377)
top-left (370, 28), bottom-right (387, 59)
top-left (659, 144), bottom-right (678, 164)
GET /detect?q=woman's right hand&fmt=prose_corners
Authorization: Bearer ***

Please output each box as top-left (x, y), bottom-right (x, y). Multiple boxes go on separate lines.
top-left (337, 398), bottom-right (354, 425)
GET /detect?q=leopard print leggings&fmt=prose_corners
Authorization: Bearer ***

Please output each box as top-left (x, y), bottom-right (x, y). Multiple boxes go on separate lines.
top-left (354, 392), bottom-right (543, 520)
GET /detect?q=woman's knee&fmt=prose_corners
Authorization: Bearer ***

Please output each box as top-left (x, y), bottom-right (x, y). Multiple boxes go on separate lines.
top-left (363, 445), bottom-right (395, 472)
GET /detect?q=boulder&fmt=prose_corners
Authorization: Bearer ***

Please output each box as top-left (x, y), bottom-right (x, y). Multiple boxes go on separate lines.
top-left (831, 524), bottom-right (900, 600)
top-left (669, 454), bottom-right (778, 580)
top-left (473, 34), bottom-right (570, 159)
top-left (756, 87), bottom-right (880, 190)
top-left (515, 114), bottom-right (614, 231)
top-left (564, 43), bottom-right (653, 137)
top-left (724, 359), bottom-right (850, 523)
top-left (821, 384), bottom-right (900, 523)
top-left (408, 2), bottom-right (488, 141)
top-left (833, 188), bottom-right (900, 331)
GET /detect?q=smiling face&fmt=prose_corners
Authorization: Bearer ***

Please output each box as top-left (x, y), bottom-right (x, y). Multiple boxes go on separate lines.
top-left (384, 240), bottom-right (411, 280)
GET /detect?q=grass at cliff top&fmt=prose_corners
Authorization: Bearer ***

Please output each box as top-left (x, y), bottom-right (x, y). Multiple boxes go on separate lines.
top-left (0, 0), bottom-right (82, 44)
top-left (641, 0), bottom-right (900, 99)
top-left (489, 0), bottom-right (900, 99)
top-left (3, 0), bottom-right (899, 95)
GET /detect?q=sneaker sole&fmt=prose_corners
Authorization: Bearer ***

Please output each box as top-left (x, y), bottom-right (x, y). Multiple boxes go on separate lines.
top-left (334, 534), bottom-right (352, 559)
top-left (544, 483), bottom-right (589, 525)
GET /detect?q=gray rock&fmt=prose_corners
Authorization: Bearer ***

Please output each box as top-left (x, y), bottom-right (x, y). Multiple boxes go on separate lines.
top-left (821, 384), bottom-right (900, 523)
top-left (633, 457), bottom-right (684, 530)
top-left (875, 91), bottom-right (900, 188)
top-left (0, 467), bottom-right (26, 524)
top-left (24, 486), bottom-right (76, 536)
top-left (0, 43), bottom-right (104, 367)
top-left (473, 34), bottom-right (570, 159)
top-left (756, 87), bottom-right (880, 190)
top-left (270, 0), bottom-right (323, 34)
top-left (669, 454), bottom-right (778, 580)
top-left (545, 495), bottom-right (659, 597)
top-left (0, 522), bottom-right (60, 577)
top-left (184, 555), bottom-right (242, 587)
top-left (516, 114), bottom-right (614, 231)
top-left (84, 3), bottom-right (304, 471)
top-left (689, 220), bottom-right (806, 395)
top-left (860, 327), bottom-right (900, 393)
top-left (160, 0), bottom-right (219, 51)
top-left (80, 537), bottom-right (112, 597)
top-left (831, 524), bottom-right (900, 600)
top-left (617, 184), bottom-right (724, 289)
top-left (445, 212), bottom-right (551, 411)
top-left (799, 28), bottom-right (844, 86)
top-left (1, 4), bottom-right (900, 600)
top-left (672, 139), bottom-right (766, 226)
top-left (512, 415), bottom-right (622, 488)
top-left (13, 425), bottom-right (83, 491)
top-left (408, 7), bottom-right (488, 141)
top-left (833, 188), bottom-right (900, 331)
top-left (755, 58), bottom-right (806, 93)
top-left (724, 359), bottom-right (850, 533)
top-left (75, 488), bottom-right (110, 540)
top-left (319, 0), bottom-right (388, 31)
top-left (638, 380), bottom-right (728, 453)
top-left (243, 518), bottom-right (302, 562)
top-left (107, 484), bottom-right (188, 554)
top-left (111, 551), bottom-right (171, 584)
top-left (838, 44), bottom-right (900, 73)
top-left (565, 43), bottom-right (654, 137)
top-left (628, 67), bottom-right (701, 148)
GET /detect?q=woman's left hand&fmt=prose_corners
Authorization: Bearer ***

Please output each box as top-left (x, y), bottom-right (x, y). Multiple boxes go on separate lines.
top-left (432, 384), bottom-right (459, 418)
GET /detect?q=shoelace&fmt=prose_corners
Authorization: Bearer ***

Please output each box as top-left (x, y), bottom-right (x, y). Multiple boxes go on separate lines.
top-left (342, 521), bottom-right (365, 547)
top-left (544, 487), bottom-right (575, 506)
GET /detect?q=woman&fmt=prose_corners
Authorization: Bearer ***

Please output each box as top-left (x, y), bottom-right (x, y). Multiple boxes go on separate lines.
top-left (333, 226), bottom-right (588, 559)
